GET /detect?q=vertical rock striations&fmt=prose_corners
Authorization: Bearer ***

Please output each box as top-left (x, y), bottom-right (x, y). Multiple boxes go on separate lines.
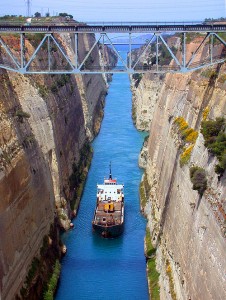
top-left (0, 32), bottom-right (114, 299)
top-left (133, 41), bottom-right (226, 299)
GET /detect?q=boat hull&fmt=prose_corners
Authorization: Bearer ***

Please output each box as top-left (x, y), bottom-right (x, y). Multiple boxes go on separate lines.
top-left (92, 222), bottom-right (124, 238)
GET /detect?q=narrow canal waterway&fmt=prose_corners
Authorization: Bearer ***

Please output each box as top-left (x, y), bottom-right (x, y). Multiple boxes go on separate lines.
top-left (55, 49), bottom-right (149, 300)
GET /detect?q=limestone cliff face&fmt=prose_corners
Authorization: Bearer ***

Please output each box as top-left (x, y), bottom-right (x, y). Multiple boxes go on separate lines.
top-left (134, 41), bottom-right (226, 299)
top-left (132, 73), bottom-right (164, 131)
top-left (0, 32), bottom-right (110, 300)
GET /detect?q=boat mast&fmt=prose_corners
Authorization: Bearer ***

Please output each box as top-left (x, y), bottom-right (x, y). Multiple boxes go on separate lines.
top-left (109, 162), bottom-right (112, 179)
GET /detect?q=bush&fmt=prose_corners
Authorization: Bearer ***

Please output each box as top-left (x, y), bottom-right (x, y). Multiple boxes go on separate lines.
top-left (174, 116), bottom-right (189, 131)
top-left (180, 145), bottom-right (194, 166)
top-left (201, 117), bottom-right (226, 175)
top-left (174, 116), bottom-right (198, 166)
top-left (201, 117), bottom-right (225, 140)
top-left (201, 69), bottom-right (217, 79)
top-left (38, 84), bottom-right (48, 98)
top-left (132, 73), bottom-right (143, 88)
top-left (202, 107), bottom-right (210, 121)
top-left (50, 84), bottom-right (58, 93)
top-left (190, 166), bottom-right (207, 196)
top-left (15, 109), bottom-right (30, 122)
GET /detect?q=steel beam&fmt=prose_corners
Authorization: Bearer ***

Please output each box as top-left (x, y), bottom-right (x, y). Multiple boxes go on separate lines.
top-left (0, 36), bottom-right (20, 69)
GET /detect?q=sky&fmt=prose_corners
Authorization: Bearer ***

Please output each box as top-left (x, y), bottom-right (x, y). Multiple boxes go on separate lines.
top-left (0, 0), bottom-right (225, 22)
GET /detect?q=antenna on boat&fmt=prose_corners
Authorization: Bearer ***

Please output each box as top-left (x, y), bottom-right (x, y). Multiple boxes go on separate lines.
top-left (109, 162), bottom-right (112, 179)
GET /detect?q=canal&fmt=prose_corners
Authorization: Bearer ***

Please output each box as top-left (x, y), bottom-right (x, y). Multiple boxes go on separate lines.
top-left (55, 49), bottom-right (149, 300)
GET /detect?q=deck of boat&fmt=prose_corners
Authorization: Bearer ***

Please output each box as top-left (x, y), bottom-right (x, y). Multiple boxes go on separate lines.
top-left (93, 202), bottom-right (123, 226)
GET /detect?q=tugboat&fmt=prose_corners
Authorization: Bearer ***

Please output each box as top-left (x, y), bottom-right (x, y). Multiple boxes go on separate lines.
top-left (92, 164), bottom-right (124, 238)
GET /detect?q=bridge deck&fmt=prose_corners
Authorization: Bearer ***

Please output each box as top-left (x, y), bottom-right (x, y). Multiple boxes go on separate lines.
top-left (0, 23), bottom-right (226, 33)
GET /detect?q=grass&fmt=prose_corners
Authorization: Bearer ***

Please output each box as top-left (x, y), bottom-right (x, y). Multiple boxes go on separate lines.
top-left (147, 258), bottom-right (160, 300)
top-left (146, 227), bottom-right (160, 300)
top-left (139, 172), bottom-right (150, 212)
top-left (139, 180), bottom-right (147, 209)
top-left (43, 260), bottom-right (61, 300)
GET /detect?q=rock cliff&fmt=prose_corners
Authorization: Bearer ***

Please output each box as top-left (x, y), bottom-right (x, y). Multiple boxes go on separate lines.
top-left (0, 32), bottom-right (116, 299)
top-left (133, 39), bottom-right (226, 299)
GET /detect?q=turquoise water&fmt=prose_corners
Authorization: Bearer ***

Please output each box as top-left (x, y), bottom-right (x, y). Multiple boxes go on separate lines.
top-left (55, 50), bottom-right (149, 300)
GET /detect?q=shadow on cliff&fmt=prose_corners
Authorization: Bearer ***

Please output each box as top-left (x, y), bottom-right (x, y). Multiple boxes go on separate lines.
top-left (156, 150), bottom-right (180, 246)
top-left (194, 62), bottom-right (222, 130)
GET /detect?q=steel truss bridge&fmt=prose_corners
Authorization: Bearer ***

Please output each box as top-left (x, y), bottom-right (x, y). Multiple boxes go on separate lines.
top-left (0, 22), bottom-right (226, 75)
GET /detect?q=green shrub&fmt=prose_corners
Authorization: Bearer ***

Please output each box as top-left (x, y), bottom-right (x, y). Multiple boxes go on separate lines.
top-left (215, 151), bottom-right (226, 175)
top-left (38, 84), bottom-right (48, 98)
top-left (201, 117), bottom-right (225, 140)
top-left (56, 74), bottom-right (71, 88)
top-left (201, 117), bottom-right (226, 175)
top-left (50, 84), bottom-right (58, 93)
top-left (132, 73), bottom-right (143, 88)
top-left (15, 109), bottom-right (30, 122)
top-left (190, 166), bottom-right (207, 196)
top-left (201, 69), bottom-right (217, 79)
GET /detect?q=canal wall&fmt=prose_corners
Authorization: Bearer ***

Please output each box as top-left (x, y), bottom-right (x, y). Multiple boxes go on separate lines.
top-left (133, 39), bottom-right (226, 299)
top-left (0, 33), bottom-right (117, 299)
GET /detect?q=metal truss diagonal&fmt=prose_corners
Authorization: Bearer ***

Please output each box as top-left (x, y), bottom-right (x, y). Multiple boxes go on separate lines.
top-left (24, 34), bottom-right (49, 71)
top-left (186, 33), bottom-right (210, 68)
top-left (104, 33), bottom-right (129, 71)
top-left (24, 34), bottom-right (75, 72)
top-left (0, 36), bottom-right (20, 69)
top-left (50, 35), bottom-right (74, 70)
top-left (132, 34), bottom-right (155, 69)
top-left (213, 33), bottom-right (226, 46)
top-left (159, 34), bottom-right (181, 67)
top-left (78, 35), bottom-right (101, 70)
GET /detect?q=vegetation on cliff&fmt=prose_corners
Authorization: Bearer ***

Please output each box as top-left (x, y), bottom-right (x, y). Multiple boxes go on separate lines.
top-left (132, 73), bottom-right (143, 88)
top-left (190, 166), bottom-right (207, 196)
top-left (201, 117), bottom-right (226, 175)
top-left (145, 228), bottom-right (160, 300)
top-left (43, 260), bottom-right (61, 300)
top-left (173, 116), bottom-right (198, 166)
top-left (139, 171), bottom-right (150, 213)
top-left (18, 221), bottom-right (61, 300)
top-left (69, 141), bottom-right (93, 211)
